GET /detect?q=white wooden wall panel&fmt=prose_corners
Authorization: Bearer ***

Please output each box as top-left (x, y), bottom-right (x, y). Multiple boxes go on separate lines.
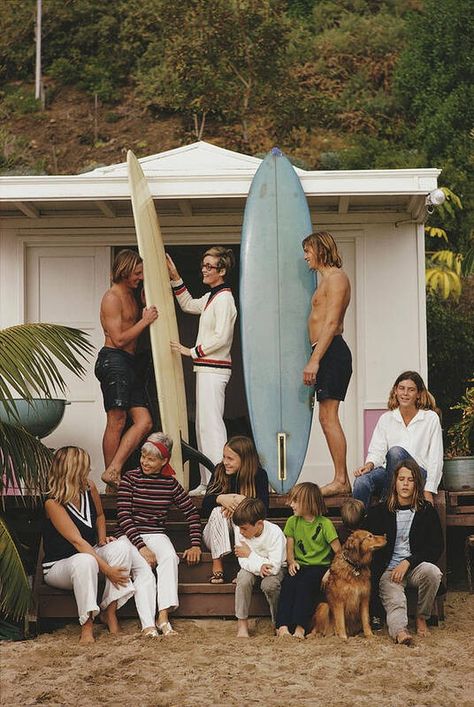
top-left (26, 246), bottom-right (110, 486)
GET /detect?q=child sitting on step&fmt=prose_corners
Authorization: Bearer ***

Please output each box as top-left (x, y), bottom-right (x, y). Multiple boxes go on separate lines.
top-left (232, 498), bottom-right (286, 638)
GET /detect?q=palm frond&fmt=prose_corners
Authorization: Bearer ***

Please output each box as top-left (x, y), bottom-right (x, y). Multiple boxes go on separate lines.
top-left (0, 324), bottom-right (94, 406)
top-left (0, 422), bottom-right (52, 497)
top-left (0, 516), bottom-right (32, 620)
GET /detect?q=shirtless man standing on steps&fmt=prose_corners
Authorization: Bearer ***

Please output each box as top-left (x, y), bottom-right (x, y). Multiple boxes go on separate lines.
top-left (95, 249), bottom-right (158, 491)
top-left (302, 231), bottom-right (352, 497)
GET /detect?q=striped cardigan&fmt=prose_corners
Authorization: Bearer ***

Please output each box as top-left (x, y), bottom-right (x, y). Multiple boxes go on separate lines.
top-left (171, 279), bottom-right (237, 372)
top-left (116, 468), bottom-right (202, 549)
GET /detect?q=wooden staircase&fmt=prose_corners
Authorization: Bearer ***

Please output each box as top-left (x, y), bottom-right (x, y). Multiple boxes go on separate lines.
top-left (33, 493), bottom-right (447, 624)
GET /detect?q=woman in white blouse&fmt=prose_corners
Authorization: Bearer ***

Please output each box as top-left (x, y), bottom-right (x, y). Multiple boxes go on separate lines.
top-left (353, 371), bottom-right (443, 509)
top-left (166, 247), bottom-right (237, 495)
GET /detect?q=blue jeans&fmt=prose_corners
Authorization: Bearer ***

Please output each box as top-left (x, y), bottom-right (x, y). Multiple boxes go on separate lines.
top-left (352, 446), bottom-right (427, 509)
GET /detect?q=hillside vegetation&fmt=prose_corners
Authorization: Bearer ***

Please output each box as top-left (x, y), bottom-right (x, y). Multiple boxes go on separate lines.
top-left (1, 0), bottom-right (472, 430)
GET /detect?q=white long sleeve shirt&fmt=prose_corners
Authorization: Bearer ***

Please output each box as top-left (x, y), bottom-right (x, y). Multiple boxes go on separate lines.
top-left (235, 520), bottom-right (287, 576)
top-left (171, 279), bottom-right (236, 373)
top-left (365, 408), bottom-right (444, 493)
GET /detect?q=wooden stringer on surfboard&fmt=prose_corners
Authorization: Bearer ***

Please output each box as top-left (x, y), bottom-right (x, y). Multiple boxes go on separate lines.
top-left (127, 150), bottom-right (189, 487)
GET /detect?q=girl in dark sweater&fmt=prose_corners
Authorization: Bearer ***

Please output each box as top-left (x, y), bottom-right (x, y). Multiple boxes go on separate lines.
top-left (365, 458), bottom-right (443, 645)
top-left (202, 436), bottom-right (269, 583)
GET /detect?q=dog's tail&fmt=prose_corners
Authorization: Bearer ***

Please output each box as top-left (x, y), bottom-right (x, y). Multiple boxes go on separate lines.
top-left (310, 602), bottom-right (333, 637)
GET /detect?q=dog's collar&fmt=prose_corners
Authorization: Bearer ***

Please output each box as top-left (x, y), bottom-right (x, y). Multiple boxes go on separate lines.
top-left (341, 552), bottom-right (362, 576)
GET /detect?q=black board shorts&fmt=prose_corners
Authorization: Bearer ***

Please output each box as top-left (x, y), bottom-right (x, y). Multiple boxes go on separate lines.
top-left (94, 347), bottom-right (147, 412)
top-left (313, 335), bottom-right (352, 402)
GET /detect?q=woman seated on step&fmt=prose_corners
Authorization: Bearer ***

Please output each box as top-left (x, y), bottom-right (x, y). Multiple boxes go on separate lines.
top-left (202, 435), bottom-right (269, 584)
top-left (42, 446), bottom-right (135, 644)
top-left (116, 432), bottom-right (202, 637)
top-left (364, 459), bottom-right (443, 645)
top-left (353, 370), bottom-right (443, 509)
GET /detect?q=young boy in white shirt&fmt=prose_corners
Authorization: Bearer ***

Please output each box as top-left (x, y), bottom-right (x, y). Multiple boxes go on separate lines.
top-left (232, 498), bottom-right (286, 638)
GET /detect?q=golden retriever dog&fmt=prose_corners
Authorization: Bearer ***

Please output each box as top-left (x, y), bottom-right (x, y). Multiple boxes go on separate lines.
top-left (309, 529), bottom-right (386, 640)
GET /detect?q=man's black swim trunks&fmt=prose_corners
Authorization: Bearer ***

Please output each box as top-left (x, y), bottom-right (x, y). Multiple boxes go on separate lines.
top-left (313, 335), bottom-right (352, 402)
top-left (94, 347), bottom-right (147, 412)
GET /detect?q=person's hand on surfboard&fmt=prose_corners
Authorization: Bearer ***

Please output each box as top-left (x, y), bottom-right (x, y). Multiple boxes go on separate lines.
top-left (142, 305), bottom-right (159, 325)
top-left (165, 253), bottom-right (180, 281)
top-left (171, 340), bottom-right (191, 357)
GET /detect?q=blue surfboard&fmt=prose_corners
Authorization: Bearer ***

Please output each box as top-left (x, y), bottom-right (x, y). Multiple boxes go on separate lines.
top-left (240, 148), bottom-right (314, 493)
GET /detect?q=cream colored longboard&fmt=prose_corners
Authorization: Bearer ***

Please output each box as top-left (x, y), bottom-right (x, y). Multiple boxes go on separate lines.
top-left (127, 150), bottom-right (189, 487)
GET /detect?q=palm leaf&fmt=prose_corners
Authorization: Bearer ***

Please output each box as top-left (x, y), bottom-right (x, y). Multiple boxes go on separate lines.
top-left (0, 516), bottom-right (32, 620)
top-left (0, 324), bottom-right (93, 405)
top-left (0, 422), bottom-right (52, 496)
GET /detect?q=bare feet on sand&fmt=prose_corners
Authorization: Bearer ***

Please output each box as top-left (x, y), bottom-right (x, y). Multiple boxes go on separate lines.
top-left (320, 480), bottom-right (351, 497)
top-left (237, 619), bottom-right (250, 638)
top-left (276, 627), bottom-right (292, 638)
top-left (293, 627), bottom-right (306, 639)
top-left (416, 617), bottom-right (430, 637)
top-left (99, 604), bottom-right (121, 635)
top-left (79, 619), bottom-right (95, 645)
top-left (396, 629), bottom-right (413, 646)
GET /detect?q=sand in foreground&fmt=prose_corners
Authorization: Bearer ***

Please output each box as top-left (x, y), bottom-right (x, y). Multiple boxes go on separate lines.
top-left (1, 592), bottom-right (473, 706)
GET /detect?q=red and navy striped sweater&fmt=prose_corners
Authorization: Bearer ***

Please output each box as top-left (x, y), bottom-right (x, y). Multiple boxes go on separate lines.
top-left (116, 468), bottom-right (202, 550)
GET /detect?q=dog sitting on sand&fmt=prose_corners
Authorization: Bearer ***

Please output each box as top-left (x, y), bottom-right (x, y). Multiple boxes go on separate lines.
top-left (309, 529), bottom-right (386, 640)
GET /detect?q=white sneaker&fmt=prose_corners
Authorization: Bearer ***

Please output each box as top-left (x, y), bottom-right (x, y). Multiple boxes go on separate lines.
top-left (188, 483), bottom-right (208, 496)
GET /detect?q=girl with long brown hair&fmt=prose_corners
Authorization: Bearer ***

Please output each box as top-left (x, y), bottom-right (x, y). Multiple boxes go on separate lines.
top-left (365, 459), bottom-right (443, 645)
top-left (201, 435), bottom-right (269, 583)
top-left (353, 370), bottom-right (443, 508)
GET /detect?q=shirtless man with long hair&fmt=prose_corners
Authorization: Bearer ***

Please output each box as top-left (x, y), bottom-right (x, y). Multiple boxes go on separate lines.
top-left (95, 249), bottom-right (158, 491)
top-left (302, 231), bottom-right (352, 497)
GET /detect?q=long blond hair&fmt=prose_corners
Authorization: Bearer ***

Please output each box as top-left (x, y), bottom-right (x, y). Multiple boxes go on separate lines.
top-left (206, 436), bottom-right (260, 498)
top-left (302, 231), bottom-right (342, 268)
top-left (387, 371), bottom-right (438, 413)
top-left (48, 446), bottom-right (91, 505)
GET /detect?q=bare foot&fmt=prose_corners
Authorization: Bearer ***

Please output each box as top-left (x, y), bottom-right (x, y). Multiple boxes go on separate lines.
top-left (237, 619), bottom-right (250, 637)
top-left (142, 627), bottom-right (159, 638)
top-left (101, 468), bottom-right (120, 491)
top-left (79, 619), bottom-right (95, 645)
top-left (276, 627), bottom-right (292, 638)
top-left (293, 627), bottom-right (306, 639)
top-left (320, 480), bottom-right (351, 497)
top-left (396, 629), bottom-right (413, 646)
top-left (99, 604), bottom-right (121, 635)
top-left (416, 617), bottom-right (430, 637)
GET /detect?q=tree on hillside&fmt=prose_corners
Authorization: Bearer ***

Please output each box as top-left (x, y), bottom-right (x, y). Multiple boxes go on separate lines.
top-left (134, 0), bottom-right (291, 143)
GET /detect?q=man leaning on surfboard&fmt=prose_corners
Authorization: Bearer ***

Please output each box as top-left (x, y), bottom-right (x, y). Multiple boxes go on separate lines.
top-left (302, 231), bottom-right (352, 497)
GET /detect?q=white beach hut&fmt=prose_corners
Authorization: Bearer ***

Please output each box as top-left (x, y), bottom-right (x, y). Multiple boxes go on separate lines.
top-left (0, 141), bottom-right (440, 490)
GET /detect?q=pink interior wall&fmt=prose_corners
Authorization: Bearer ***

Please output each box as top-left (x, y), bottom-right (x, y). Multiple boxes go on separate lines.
top-left (364, 409), bottom-right (385, 457)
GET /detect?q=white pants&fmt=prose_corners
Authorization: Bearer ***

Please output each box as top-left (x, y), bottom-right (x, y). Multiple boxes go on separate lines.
top-left (122, 534), bottom-right (180, 629)
top-left (43, 537), bottom-right (135, 626)
top-left (203, 506), bottom-right (236, 559)
top-left (195, 369), bottom-right (231, 485)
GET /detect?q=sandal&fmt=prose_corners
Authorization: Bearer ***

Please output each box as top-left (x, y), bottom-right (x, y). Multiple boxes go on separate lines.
top-left (142, 628), bottom-right (159, 638)
top-left (157, 621), bottom-right (177, 636)
top-left (209, 571), bottom-right (224, 584)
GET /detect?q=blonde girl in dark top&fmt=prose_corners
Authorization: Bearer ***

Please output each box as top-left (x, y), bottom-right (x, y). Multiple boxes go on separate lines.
top-left (42, 447), bottom-right (134, 644)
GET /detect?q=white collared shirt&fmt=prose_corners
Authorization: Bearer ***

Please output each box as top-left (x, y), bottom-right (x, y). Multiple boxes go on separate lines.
top-left (365, 408), bottom-right (444, 493)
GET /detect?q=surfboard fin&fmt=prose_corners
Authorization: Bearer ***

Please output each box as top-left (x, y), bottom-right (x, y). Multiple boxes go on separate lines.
top-left (180, 439), bottom-right (215, 474)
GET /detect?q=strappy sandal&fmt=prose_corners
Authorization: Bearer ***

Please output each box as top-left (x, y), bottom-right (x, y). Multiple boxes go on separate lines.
top-left (157, 621), bottom-right (177, 636)
top-left (209, 571), bottom-right (224, 584)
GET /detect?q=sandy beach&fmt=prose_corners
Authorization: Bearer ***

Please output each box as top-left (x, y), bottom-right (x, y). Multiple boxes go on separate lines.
top-left (1, 592), bottom-right (473, 706)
